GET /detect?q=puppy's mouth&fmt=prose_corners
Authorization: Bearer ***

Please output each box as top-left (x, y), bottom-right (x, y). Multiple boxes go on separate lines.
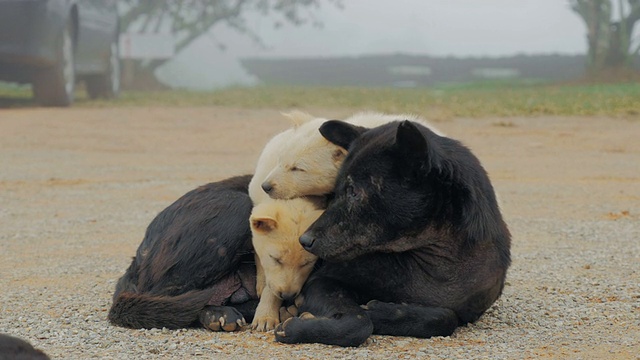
top-left (271, 287), bottom-right (301, 302)
top-left (269, 189), bottom-right (303, 201)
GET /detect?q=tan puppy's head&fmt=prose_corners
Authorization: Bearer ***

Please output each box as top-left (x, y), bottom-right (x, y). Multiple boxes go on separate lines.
top-left (250, 198), bottom-right (323, 301)
top-left (260, 117), bottom-right (347, 200)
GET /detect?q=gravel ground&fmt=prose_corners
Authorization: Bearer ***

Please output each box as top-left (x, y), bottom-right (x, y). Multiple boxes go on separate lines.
top-left (0, 107), bottom-right (638, 359)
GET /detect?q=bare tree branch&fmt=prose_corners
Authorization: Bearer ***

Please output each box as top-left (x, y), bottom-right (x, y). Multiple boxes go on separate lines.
top-left (119, 0), bottom-right (342, 76)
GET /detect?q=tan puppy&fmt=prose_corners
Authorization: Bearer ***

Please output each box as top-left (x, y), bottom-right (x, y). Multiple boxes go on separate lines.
top-left (249, 197), bottom-right (323, 331)
top-left (248, 111), bottom-right (326, 332)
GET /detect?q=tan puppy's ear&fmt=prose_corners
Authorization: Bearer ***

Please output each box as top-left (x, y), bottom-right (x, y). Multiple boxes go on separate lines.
top-left (251, 216), bottom-right (278, 233)
top-left (281, 110), bottom-right (314, 128)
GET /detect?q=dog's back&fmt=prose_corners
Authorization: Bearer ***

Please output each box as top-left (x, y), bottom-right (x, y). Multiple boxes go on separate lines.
top-left (109, 175), bottom-right (256, 329)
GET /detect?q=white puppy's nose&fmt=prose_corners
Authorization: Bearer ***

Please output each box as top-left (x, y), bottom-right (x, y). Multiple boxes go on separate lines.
top-left (261, 182), bottom-right (273, 194)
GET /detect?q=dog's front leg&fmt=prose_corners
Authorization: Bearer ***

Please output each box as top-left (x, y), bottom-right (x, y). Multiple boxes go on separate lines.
top-left (251, 284), bottom-right (282, 331)
top-left (363, 300), bottom-right (458, 338)
top-left (255, 254), bottom-right (266, 297)
top-left (274, 276), bottom-right (373, 347)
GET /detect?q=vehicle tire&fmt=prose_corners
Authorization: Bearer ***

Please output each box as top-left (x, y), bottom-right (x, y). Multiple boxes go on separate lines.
top-left (86, 36), bottom-right (120, 99)
top-left (32, 21), bottom-right (76, 107)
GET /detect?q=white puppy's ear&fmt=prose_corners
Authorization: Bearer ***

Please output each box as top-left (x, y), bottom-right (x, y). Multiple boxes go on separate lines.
top-left (251, 216), bottom-right (278, 233)
top-left (281, 110), bottom-right (315, 128)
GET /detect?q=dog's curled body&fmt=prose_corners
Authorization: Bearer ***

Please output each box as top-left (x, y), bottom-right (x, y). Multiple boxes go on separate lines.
top-left (108, 175), bottom-right (258, 330)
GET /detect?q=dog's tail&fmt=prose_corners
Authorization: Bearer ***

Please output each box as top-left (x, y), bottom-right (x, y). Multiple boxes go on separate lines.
top-left (108, 289), bottom-right (215, 329)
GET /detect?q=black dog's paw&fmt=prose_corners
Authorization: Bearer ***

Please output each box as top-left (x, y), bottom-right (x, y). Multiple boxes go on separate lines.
top-left (274, 316), bottom-right (297, 343)
top-left (361, 299), bottom-right (406, 309)
top-left (361, 300), bottom-right (394, 311)
top-left (360, 300), bottom-right (377, 310)
top-left (274, 312), bottom-right (315, 343)
top-left (199, 305), bottom-right (246, 332)
top-left (362, 300), bottom-right (406, 321)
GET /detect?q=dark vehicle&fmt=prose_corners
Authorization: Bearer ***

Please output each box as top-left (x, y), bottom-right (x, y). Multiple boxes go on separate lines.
top-left (0, 0), bottom-right (120, 106)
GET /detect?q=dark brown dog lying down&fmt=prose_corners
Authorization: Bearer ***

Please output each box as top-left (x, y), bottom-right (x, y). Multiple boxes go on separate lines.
top-left (108, 175), bottom-right (259, 331)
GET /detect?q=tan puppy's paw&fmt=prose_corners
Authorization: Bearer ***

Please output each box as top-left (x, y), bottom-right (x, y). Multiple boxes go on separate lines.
top-left (251, 315), bottom-right (279, 332)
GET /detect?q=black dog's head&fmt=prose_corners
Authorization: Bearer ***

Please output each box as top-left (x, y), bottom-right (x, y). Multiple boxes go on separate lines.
top-left (300, 120), bottom-right (452, 261)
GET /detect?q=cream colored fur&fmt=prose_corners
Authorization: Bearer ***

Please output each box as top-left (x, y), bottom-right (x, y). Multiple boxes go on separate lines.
top-left (248, 111), bottom-right (325, 331)
top-left (248, 111), bottom-right (328, 205)
top-left (260, 111), bottom-right (441, 200)
top-left (249, 197), bottom-right (323, 331)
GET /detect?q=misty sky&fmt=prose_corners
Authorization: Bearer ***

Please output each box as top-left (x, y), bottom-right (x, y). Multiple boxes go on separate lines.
top-left (157, 0), bottom-right (608, 89)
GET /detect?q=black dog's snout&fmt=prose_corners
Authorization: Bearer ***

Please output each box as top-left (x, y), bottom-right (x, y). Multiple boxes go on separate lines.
top-left (261, 182), bottom-right (273, 194)
top-left (299, 233), bottom-right (316, 250)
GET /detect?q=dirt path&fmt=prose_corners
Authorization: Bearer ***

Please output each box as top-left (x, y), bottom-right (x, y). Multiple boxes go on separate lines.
top-left (1, 107), bottom-right (638, 359)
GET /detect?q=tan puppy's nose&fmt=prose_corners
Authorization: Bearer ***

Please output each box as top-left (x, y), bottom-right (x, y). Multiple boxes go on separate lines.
top-left (279, 291), bottom-right (298, 302)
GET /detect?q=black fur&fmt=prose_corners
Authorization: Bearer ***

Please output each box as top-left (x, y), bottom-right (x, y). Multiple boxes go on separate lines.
top-left (108, 175), bottom-right (259, 330)
top-left (276, 120), bottom-right (511, 347)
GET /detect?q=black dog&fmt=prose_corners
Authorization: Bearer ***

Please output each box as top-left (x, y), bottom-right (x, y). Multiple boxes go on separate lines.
top-left (274, 120), bottom-right (511, 347)
top-left (108, 175), bottom-right (259, 331)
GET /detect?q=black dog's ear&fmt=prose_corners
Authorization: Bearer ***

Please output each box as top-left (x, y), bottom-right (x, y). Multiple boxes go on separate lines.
top-left (395, 120), bottom-right (428, 158)
top-left (319, 120), bottom-right (368, 150)
top-left (394, 121), bottom-right (432, 178)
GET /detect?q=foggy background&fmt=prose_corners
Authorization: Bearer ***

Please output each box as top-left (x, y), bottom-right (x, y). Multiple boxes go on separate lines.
top-left (156, 0), bottom-right (593, 89)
